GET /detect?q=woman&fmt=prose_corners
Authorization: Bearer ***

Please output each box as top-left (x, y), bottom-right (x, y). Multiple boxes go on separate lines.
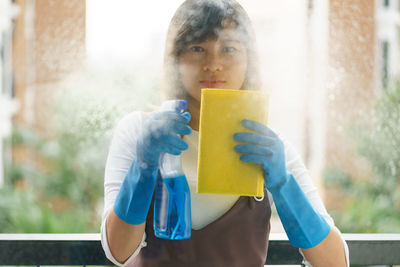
top-left (101, 0), bottom-right (349, 266)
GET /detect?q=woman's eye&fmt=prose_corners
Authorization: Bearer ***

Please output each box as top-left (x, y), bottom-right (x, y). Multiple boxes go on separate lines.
top-left (190, 46), bottom-right (204, 52)
top-left (223, 46), bottom-right (237, 53)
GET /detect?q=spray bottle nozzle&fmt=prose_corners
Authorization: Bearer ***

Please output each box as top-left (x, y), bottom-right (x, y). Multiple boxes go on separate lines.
top-left (161, 100), bottom-right (187, 113)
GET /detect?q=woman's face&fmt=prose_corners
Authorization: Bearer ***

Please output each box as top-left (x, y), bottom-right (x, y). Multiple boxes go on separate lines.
top-left (178, 27), bottom-right (248, 103)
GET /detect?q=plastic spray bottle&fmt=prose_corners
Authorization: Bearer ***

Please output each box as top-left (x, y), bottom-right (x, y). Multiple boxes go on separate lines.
top-left (153, 100), bottom-right (192, 240)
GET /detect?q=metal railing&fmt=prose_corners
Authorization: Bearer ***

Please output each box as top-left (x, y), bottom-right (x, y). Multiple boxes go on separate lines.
top-left (0, 233), bottom-right (399, 266)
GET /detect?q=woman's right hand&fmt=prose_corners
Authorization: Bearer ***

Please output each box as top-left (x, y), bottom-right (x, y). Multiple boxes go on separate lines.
top-left (113, 110), bottom-right (192, 225)
top-left (136, 110), bottom-right (192, 169)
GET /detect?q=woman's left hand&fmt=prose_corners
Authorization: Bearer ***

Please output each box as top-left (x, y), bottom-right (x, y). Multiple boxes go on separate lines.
top-left (235, 120), bottom-right (333, 251)
top-left (234, 119), bottom-right (289, 192)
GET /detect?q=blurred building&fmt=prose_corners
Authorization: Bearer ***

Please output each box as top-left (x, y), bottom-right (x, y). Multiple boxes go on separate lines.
top-left (318, 0), bottom-right (399, 209)
top-left (307, 0), bottom-right (379, 208)
top-left (0, 0), bottom-right (86, 187)
top-left (242, 0), bottom-right (399, 211)
top-left (12, 0), bottom-right (86, 131)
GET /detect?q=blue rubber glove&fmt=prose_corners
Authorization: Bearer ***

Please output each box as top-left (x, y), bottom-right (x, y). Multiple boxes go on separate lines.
top-left (234, 119), bottom-right (330, 249)
top-left (113, 109), bottom-right (192, 225)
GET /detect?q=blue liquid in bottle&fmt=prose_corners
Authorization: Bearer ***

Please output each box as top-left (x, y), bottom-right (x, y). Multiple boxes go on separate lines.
top-left (154, 175), bottom-right (191, 239)
top-left (153, 99), bottom-right (192, 240)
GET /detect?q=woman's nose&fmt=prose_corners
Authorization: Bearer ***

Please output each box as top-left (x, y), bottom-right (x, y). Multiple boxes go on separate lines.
top-left (203, 52), bottom-right (223, 72)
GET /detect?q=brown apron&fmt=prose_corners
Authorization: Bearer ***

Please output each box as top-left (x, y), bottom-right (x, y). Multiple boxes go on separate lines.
top-left (128, 179), bottom-right (272, 267)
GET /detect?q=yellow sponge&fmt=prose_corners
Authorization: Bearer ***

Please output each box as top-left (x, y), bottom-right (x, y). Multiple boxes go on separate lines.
top-left (197, 89), bottom-right (269, 197)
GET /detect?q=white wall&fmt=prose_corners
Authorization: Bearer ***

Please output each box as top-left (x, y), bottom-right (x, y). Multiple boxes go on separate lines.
top-left (0, 0), bottom-right (19, 187)
top-left (376, 0), bottom-right (400, 92)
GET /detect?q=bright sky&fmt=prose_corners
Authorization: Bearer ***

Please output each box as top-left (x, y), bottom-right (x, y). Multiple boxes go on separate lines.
top-left (86, 0), bottom-right (185, 64)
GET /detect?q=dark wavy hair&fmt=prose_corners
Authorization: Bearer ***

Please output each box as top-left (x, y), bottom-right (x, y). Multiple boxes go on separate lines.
top-left (162, 0), bottom-right (261, 100)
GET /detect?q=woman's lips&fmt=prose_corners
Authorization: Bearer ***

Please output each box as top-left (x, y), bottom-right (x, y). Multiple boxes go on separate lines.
top-left (200, 80), bottom-right (226, 88)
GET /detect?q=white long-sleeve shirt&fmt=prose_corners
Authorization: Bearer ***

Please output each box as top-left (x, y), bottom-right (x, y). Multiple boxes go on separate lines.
top-left (100, 111), bottom-right (350, 266)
